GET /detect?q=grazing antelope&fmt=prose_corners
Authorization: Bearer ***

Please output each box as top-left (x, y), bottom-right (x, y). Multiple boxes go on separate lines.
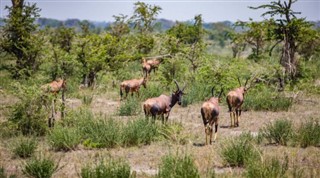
top-left (142, 54), bottom-right (171, 77)
top-left (226, 77), bottom-right (253, 127)
top-left (143, 80), bottom-right (185, 123)
top-left (120, 76), bottom-right (147, 100)
top-left (201, 87), bottom-right (223, 145)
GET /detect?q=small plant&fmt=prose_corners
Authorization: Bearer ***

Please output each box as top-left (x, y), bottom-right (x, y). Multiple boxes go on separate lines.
top-left (82, 94), bottom-right (94, 106)
top-left (294, 119), bottom-right (320, 148)
top-left (81, 159), bottom-right (133, 178)
top-left (47, 126), bottom-right (81, 151)
top-left (12, 137), bottom-right (37, 158)
top-left (118, 97), bottom-right (140, 116)
top-left (22, 155), bottom-right (59, 178)
top-left (246, 155), bottom-right (289, 178)
top-left (157, 153), bottom-right (200, 178)
top-left (220, 132), bottom-right (260, 167)
top-left (259, 119), bottom-right (293, 146)
top-left (158, 122), bottom-right (187, 144)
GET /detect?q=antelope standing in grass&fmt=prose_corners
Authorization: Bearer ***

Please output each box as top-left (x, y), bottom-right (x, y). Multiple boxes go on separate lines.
top-left (142, 54), bottom-right (171, 77)
top-left (227, 77), bottom-right (254, 127)
top-left (120, 76), bottom-right (147, 100)
top-left (201, 87), bottom-right (223, 145)
top-left (143, 80), bottom-right (185, 123)
top-left (41, 78), bottom-right (67, 127)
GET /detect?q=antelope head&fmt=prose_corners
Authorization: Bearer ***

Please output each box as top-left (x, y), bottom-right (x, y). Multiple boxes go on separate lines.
top-left (171, 80), bottom-right (186, 106)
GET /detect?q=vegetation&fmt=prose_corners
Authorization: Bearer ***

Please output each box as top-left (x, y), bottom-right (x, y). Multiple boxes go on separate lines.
top-left (22, 155), bottom-right (59, 178)
top-left (259, 119), bottom-right (293, 146)
top-left (11, 137), bottom-right (37, 158)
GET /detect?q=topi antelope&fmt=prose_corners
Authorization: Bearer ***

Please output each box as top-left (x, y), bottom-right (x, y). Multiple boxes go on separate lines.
top-left (41, 78), bottom-right (67, 95)
top-left (120, 76), bottom-right (147, 100)
top-left (143, 80), bottom-right (185, 123)
top-left (201, 87), bottom-right (223, 145)
top-left (226, 77), bottom-right (254, 127)
top-left (142, 54), bottom-right (172, 77)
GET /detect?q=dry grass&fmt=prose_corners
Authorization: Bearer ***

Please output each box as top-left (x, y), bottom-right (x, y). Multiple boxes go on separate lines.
top-left (0, 90), bottom-right (319, 177)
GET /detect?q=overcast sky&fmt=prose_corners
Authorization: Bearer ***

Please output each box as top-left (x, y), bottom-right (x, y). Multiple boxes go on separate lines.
top-left (1, 0), bottom-right (319, 22)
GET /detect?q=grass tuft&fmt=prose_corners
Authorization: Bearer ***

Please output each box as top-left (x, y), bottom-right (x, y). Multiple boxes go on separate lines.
top-left (22, 155), bottom-right (59, 178)
top-left (259, 119), bottom-right (293, 146)
top-left (12, 137), bottom-right (37, 158)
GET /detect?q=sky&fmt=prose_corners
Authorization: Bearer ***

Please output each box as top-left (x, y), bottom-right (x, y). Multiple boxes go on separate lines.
top-left (0, 0), bottom-right (319, 22)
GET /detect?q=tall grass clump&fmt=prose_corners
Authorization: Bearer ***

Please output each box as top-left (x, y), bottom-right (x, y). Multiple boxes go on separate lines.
top-left (157, 153), bottom-right (200, 178)
top-left (118, 97), bottom-right (140, 116)
top-left (181, 82), bottom-right (211, 107)
top-left (12, 137), bottom-right (37, 158)
top-left (243, 86), bottom-right (293, 111)
top-left (121, 118), bottom-right (159, 147)
top-left (81, 159), bottom-right (133, 178)
top-left (259, 119), bottom-right (293, 146)
top-left (22, 155), bottom-right (59, 178)
top-left (140, 82), bottom-right (163, 100)
top-left (47, 126), bottom-right (81, 151)
top-left (246, 155), bottom-right (289, 178)
top-left (220, 132), bottom-right (260, 167)
top-left (294, 119), bottom-right (320, 148)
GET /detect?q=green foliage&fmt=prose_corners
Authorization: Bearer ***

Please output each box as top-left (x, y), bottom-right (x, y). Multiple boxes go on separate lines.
top-left (47, 126), bottom-right (81, 151)
top-left (243, 86), bottom-right (293, 111)
top-left (81, 159), bottom-right (133, 178)
top-left (157, 153), bottom-right (200, 178)
top-left (259, 119), bottom-right (293, 146)
top-left (12, 137), bottom-right (37, 158)
top-left (158, 122), bottom-right (187, 144)
top-left (294, 119), bottom-right (320, 148)
top-left (220, 132), bottom-right (260, 167)
top-left (181, 82), bottom-right (211, 107)
top-left (139, 82), bottom-right (163, 100)
top-left (246, 155), bottom-right (289, 178)
top-left (22, 155), bottom-right (59, 178)
top-left (118, 97), bottom-right (140, 116)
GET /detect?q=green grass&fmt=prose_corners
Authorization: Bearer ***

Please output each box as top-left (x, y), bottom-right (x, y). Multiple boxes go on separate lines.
top-left (47, 126), bottom-right (81, 151)
top-left (294, 118), bottom-right (320, 148)
top-left (259, 119), bottom-right (293, 146)
top-left (22, 155), bottom-right (59, 178)
top-left (118, 97), bottom-right (140, 116)
top-left (12, 137), bottom-right (37, 158)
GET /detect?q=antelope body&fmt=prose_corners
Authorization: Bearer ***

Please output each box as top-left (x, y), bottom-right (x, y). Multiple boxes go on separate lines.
top-left (143, 80), bottom-right (185, 123)
top-left (120, 77), bottom-right (147, 100)
top-left (201, 88), bottom-right (223, 144)
top-left (41, 78), bottom-right (67, 94)
top-left (142, 54), bottom-right (171, 77)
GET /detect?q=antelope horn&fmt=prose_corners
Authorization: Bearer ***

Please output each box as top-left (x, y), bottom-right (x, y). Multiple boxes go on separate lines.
top-left (244, 77), bottom-right (249, 87)
top-left (173, 79), bottom-right (180, 91)
top-left (211, 87), bottom-right (215, 97)
top-left (237, 76), bottom-right (242, 87)
top-left (218, 88), bottom-right (224, 98)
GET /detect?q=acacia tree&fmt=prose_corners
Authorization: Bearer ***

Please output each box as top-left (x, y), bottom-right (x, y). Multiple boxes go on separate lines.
top-left (250, 0), bottom-right (308, 79)
top-left (1, 0), bottom-right (42, 78)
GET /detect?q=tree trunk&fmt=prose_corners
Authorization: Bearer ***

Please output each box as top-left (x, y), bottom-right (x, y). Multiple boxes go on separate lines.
top-left (280, 32), bottom-right (297, 79)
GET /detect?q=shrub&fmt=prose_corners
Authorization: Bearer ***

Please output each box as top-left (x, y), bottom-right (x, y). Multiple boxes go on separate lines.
top-left (181, 82), bottom-right (211, 107)
top-left (121, 118), bottom-right (159, 147)
top-left (246, 155), bottom-right (289, 178)
top-left (139, 82), bottom-right (163, 100)
top-left (22, 155), bottom-right (59, 178)
top-left (12, 137), bottom-right (37, 158)
top-left (220, 132), bottom-right (260, 167)
top-left (259, 119), bottom-right (293, 146)
top-left (81, 159), bottom-right (133, 178)
top-left (294, 119), bottom-right (320, 148)
top-left (118, 97), bottom-right (140, 116)
top-left (47, 126), bottom-right (81, 151)
top-left (157, 153), bottom-right (200, 178)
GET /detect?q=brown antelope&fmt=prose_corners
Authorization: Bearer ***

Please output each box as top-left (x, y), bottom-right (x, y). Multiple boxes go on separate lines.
top-left (143, 80), bottom-right (185, 123)
top-left (201, 87), bottom-right (223, 145)
top-left (120, 76), bottom-right (147, 100)
top-left (226, 77), bottom-right (254, 127)
top-left (142, 54), bottom-right (172, 77)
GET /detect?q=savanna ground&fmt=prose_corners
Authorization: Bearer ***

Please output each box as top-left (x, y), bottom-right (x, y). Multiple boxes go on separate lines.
top-left (0, 80), bottom-right (319, 177)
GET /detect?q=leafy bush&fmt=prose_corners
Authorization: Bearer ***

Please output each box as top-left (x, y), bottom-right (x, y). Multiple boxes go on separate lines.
top-left (259, 119), bottom-right (293, 146)
top-left (157, 153), bottom-right (200, 178)
top-left (243, 86), bottom-right (293, 111)
top-left (118, 97), bottom-right (140, 116)
top-left (47, 126), bottom-right (81, 151)
top-left (294, 119), bottom-right (320, 148)
top-left (220, 132), bottom-right (260, 167)
top-left (12, 137), bottom-right (37, 158)
top-left (246, 155), bottom-right (289, 178)
top-left (81, 159), bottom-right (133, 178)
top-left (121, 118), bottom-right (159, 147)
top-left (22, 155), bottom-right (59, 178)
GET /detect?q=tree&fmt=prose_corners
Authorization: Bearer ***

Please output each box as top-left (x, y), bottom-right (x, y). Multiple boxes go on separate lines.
top-left (250, 0), bottom-right (310, 79)
top-left (110, 14), bottom-right (131, 38)
top-left (0, 0), bottom-right (42, 78)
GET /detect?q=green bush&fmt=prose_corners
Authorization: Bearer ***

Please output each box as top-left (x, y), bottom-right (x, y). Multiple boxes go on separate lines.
top-left (181, 82), bottom-right (211, 107)
top-left (22, 155), bottom-right (59, 178)
top-left (139, 82), bottom-right (163, 100)
top-left (294, 119), bottom-right (320, 148)
top-left (47, 126), bottom-right (81, 151)
top-left (259, 119), bottom-right (293, 146)
top-left (243, 86), bottom-right (293, 111)
top-left (157, 153), bottom-right (200, 178)
top-left (246, 155), bottom-right (289, 178)
top-left (81, 159), bottom-right (133, 178)
top-left (220, 132), bottom-right (260, 167)
top-left (118, 97), bottom-right (140, 116)
top-left (121, 118), bottom-right (159, 147)
top-left (12, 137), bottom-right (37, 158)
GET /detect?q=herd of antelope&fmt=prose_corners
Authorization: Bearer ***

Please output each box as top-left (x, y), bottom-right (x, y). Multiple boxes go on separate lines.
top-left (42, 55), bottom-right (255, 145)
